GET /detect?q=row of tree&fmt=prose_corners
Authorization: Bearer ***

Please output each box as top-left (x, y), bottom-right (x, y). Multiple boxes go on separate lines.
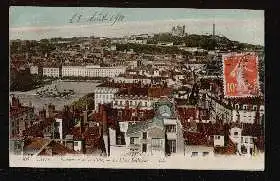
top-left (10, 70), bottom-right (47, 91)
top-left (116, 43), bottom-right (192, 56)
top-left (71, 93), bottom-right (95, 111)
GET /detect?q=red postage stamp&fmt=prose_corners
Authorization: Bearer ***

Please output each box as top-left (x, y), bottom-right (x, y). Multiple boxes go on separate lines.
top-left (223, 53), bottom-right (259, 97)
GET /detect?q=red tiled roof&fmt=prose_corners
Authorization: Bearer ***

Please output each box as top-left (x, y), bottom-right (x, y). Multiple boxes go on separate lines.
top-left (38, 141), bottom-right (77, 156)
top-left (148, 87), bottom-right (172, 98)
top-left (196, 123), bottom-right (226, 136)
top-left (184, 131), bottom-right (209, 146)
top-left (69, 127), bottom-right (83, 140)
top-left (214, 137), bottom-right (237, 155)
top-left (10, 106), bottom-right (34, 118)
top-left (241, 123), bottom-right (263, 137)
top-left (24, 138), bottom-right (50, 152)
top-left (177, 107), bottom-right (197, 123)
top-left (117, 87), bottom-right (149, 97)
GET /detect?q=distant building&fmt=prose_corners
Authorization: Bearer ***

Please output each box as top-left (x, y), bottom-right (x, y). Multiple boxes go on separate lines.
top-left (108, 100), bottom-right (184, 157)
top-left (43, 67), bottom-right (60, 77)
top-left (22, 138), bottom-right (77, 156)
top-left (113, 75), bottom-right (151, 85)
top-left (30, 65), bottom-right (39, 75)
top-left (171, 25), bottom-right (186, 37)
top-left (113, 88), bottom-right (153, 111)
top-left (9, 96), bottom-right (35, 138)
top-left (62, 65), bottom-right (126, 78)
top-left (94, 86), bottom-right (119, 111)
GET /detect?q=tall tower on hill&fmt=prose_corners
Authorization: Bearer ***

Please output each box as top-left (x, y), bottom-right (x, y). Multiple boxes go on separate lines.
top-left (213, 23), bottom-right (215, 38)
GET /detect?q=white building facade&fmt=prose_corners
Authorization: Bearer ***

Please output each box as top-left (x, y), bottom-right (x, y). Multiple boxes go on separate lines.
top-left (62, 66), bottom-right (126, 78)
top-left (94, 87), bottom-right (119, 111)
top-left (113, 95), bottom-right (154, 110)
top-left (42, 67), bottom-right (60, 77)
top-left (30, 65), bottom-right (39, 75)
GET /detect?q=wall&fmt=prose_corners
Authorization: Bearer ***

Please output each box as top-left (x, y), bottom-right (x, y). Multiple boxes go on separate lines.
top-left (185, 146), bottom-right (214, 157)
top-left (109, 128), bottom-right (116, 146)
top-left (126, 126), bottom-right (165, 156)
top-left (229, 127), bottom-right (242, 152)
top-left (73, 140), bottom-right (83, 152)
top-left (55, 118), bottom-right (63, 140)
top-left (232, 110), bottom-right (256, 124)
top-left (94, 87), bottom-right (119, 110)
top-left (214, 135), bottom-right (225, 147)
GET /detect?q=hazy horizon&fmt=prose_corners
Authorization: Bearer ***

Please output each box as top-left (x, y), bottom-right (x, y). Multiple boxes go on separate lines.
top-left (10, 7), bottom-right (264, 46)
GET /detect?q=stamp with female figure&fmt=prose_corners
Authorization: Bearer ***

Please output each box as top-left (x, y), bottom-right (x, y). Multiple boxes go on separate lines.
top-left (223, 53), bottom-right (260, 97)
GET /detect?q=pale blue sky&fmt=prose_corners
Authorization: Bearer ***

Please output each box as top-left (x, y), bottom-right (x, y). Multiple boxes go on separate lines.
top-left (10, 7), bottom-right (264, 45)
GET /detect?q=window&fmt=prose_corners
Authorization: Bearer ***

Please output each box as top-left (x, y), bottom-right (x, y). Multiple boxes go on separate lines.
top-left (202, 152), bottom-right (209, 156)
top-left (234, 132), bottom-right (238, 136)
top-left (74, 142), bottom-right (79, 146)
top-left (130, 137), bottom-right (139, 145)
top-left (151, 138), bottom-right (163, 148)
top-left (167, 140), bottom-right (176, 153)
top-left (143, 132), bottom-right (147, 139)
top-left (243, 105), bottom-right (248, 110)
top-left (245, 138), bottom-right (248, 143)
top-left (120, 101), bottom-right (123, 106)
top-left (215, 135), bottom-right (220, 139)
top-left (250, 138), bottom-right (254, 144)
top-left (191, 152), bottom-right (198, 157)
top-left (253, 105), bottom-right (257, 111)
top-left (145, 102), bottom-right (148, 107)
top-left (235, 104), bottom-right (239, 110)
top-left (166, 125), bottom-right (176, 133)
top-left (241, 137), bottom-right (243, 143)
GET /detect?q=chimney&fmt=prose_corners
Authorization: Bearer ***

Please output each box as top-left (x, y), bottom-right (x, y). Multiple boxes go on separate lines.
top-left (196, 108), bottom-right (200, 120)
top-left (48, 104), bottom-right (55, 118)
top-left (80, 113), bottom-right (84, 135)
top-left (39, 108), bottom-right (47, 121)
top-left (11, 96), bottom-right (20, 108)
top-left (102, 110), bottom-right (108, 135)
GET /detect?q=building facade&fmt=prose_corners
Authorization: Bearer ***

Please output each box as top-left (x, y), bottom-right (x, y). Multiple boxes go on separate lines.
top-left (9, 96), bottom-right (35, 138)
top-left (94, 87), bottom-right (119, 111)
top-left (43, 67), bottom-right (60, 77)
top-left (62, 65), bottom-right (126, 78)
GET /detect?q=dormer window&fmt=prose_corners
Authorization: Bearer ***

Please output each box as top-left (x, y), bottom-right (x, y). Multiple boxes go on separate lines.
top-left (235, 104), bottom-right (239, 110)
top-left (243, 105), bottom-right (248, 110)
top-left (234, 131), bottom-right (238, 136)
top-left (253, 105), bottom-right (257, 111)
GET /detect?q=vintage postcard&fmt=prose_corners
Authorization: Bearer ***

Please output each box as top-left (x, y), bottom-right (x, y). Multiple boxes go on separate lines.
top-left (9, 7), bottom-right (264, 170)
